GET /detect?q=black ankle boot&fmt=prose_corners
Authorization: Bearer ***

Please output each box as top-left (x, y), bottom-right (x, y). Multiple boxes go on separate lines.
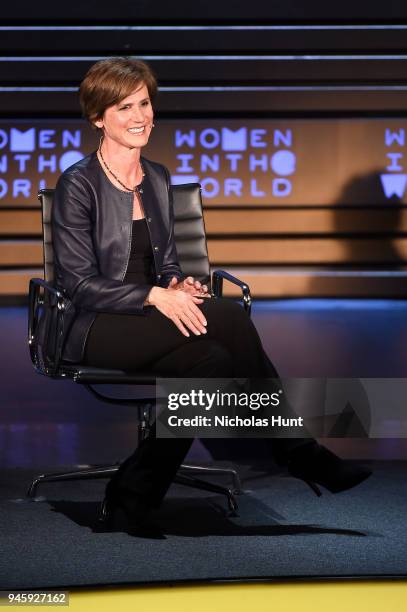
top-left (100, 487), bottom-right (158, 535)
top-left (287, 444), bottom-right (372, 496)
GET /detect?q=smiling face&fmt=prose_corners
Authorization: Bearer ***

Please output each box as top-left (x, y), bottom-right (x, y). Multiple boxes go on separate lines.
top-left (94, 83), bottom-right (154, 151)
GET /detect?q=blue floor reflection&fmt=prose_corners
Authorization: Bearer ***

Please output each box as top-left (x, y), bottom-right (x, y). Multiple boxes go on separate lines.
top-left (1, 300), bottom-right (407, 468)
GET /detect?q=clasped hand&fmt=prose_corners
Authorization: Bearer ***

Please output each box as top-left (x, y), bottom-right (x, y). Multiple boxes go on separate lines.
top-left (146, 276), bottom-right (211, 337)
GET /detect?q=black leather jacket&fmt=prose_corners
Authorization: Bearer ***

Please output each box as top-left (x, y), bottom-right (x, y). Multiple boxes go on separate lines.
top-left (52, 151), bottom-right (184, 363)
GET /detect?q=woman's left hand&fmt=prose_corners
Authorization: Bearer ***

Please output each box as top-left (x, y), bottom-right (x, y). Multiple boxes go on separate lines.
top-left (168, 276), bottom-right (211, 298)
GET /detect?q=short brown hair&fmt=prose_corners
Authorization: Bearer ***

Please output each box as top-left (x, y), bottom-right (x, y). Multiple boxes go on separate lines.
top-left (79, 57), bottom-right (157, 125)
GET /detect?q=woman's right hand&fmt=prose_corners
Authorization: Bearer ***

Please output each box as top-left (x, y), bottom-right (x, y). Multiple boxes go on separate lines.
top-left (146, 286), bottom-right (207, 337)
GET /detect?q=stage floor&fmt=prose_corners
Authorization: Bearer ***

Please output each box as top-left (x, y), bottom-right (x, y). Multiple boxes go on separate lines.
top-left (0, 460), bottom-right (403, 589)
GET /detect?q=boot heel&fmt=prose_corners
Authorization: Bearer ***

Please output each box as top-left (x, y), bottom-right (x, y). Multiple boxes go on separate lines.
top-left (303, 480), bottom-right (322, 497)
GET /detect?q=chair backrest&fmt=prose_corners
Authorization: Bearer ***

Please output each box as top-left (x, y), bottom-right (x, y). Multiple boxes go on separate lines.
top-left (39, 189), bottom-right (54, 283)
top-left (38, 182), bottom-right (210, 284)
top-left (171, 183), bottom-right (210, 281)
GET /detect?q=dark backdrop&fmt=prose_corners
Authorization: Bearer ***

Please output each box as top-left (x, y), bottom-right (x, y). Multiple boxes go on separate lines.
top-left (1, 0), bottom-right (407, 23)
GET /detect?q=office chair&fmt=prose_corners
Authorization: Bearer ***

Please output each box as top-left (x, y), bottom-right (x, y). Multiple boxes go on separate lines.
top-left (27, 183), bottom-right (252, 515)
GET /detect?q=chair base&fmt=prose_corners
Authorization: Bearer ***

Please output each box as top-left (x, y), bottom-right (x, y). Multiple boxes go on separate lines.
top-left (27, 462), bottom-right (240, 514)
top-left (26, 463), bottom-right (121, 498)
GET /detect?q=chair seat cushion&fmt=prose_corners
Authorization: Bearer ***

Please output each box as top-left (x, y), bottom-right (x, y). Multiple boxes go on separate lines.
top-left (60, 364), bottom-right (157, 384)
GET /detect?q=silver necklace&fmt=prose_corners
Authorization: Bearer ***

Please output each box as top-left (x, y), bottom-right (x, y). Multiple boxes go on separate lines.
top-left (98, 141), bottom-right (144, 192)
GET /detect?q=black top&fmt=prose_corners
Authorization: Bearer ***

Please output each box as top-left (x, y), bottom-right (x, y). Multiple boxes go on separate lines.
top-left (124, 219), bottom-right (155, 285)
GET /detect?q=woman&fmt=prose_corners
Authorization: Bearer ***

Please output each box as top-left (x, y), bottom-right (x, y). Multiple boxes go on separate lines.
top-left (52, 58), bottom-right (370, 532)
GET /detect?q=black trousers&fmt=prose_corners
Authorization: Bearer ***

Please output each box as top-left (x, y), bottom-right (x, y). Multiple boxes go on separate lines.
top-left (84, 298), bottom-right (314, 507)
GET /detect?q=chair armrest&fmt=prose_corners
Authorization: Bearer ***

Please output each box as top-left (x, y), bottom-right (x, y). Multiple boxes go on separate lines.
top-left (28, 278), bottom-right (68, 377)
top-left (211, 269), bottom-right (252, 316)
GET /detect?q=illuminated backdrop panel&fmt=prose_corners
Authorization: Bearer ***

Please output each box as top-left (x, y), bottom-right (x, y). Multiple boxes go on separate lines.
top-left (0, 118), bottom-right (406, 207)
